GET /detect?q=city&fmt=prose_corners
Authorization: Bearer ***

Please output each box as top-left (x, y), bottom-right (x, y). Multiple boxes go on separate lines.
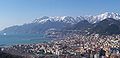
top-left (1, 34), bottom-right (120, 58)
top-left (0, 0), bottom-right (120, 58)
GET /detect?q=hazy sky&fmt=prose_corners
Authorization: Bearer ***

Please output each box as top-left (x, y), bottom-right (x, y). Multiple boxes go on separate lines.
top-left (0, 0), bottom-right (120, 30)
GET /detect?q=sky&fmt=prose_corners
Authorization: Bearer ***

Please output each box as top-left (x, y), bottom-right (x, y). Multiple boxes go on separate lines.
top-left (0, 0), bottom-right (120, 30)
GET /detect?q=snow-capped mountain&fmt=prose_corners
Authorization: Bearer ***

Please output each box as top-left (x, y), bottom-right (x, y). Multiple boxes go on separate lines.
top-left (33, 16), bottom-right (84, 24)
top-left (1, 12), bottom-right (120, 35)
top-left (32, 12), bottom-right (120, 24)
top-left (89, 18), bottom-right (120, 35)
top-left (87, 12), bottom-right (120, 23)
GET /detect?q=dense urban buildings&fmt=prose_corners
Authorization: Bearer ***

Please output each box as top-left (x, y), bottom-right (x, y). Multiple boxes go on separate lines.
top-left (1, 34), bottom-right (120, 58)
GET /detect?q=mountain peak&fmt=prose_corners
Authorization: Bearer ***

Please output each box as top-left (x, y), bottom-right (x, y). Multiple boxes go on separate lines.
top-left (100, 12), bottom-right (120, 17)
top-left (2, 12), bottom-right (120, 35)
top-left (86, 12), bottom-right (120, 23)
top-left (32, 12), bottom-right (120, 24)
top-left (32, 16), bottom-right (83, 24)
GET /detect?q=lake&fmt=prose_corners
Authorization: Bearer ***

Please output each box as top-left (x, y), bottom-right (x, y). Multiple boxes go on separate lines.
top-left (0, 34), bottom-right (51, 47)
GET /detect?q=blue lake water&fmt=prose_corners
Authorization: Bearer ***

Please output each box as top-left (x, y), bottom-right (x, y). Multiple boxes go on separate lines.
top-left (0, 34), bottom-right (51, 47)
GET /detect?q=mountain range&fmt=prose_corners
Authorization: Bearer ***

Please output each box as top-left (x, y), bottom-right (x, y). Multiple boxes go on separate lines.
top-left (1, 12), bottom-right (120, 35)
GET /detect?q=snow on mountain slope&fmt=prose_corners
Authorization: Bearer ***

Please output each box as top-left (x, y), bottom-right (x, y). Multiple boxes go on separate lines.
top-left (33, 16), bottom-right (85, 24)
top-left (33, 12), bottom-right (120, 24)
top-left (1, 12), bottom-right (120, 35)
top-left (87, 12), bottom-right (120, 23)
